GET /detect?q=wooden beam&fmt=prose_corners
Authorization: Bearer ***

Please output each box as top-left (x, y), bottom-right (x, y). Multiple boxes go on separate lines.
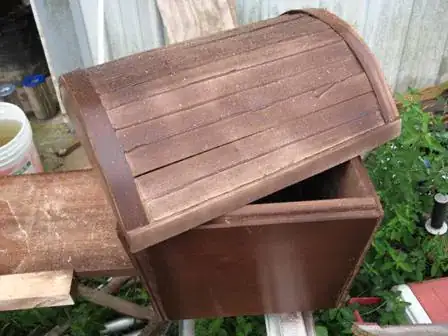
top-left (77, 284), bottom-right (154, 320)
top-left (0, 270), bottom-right (74, 311)
top-left (0, 170), bottom-right (134, 276)
top-left (156, 0), bottom-right (236, 43)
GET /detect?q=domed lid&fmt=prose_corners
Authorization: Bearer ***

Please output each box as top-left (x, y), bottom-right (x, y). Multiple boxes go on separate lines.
top-left (60, 9), bottom-right (400, 253)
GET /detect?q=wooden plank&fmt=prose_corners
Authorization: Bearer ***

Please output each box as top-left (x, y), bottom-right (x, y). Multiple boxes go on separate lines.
top-left (77, 284), bottom-right (153, 320)
top-left (108, 28), bottom-right (339, 129)
top-left (0, 270), bottom-right (74, 311)
top-left (156, 0), bottom-right (237, 43)
top-left (126, 71), bottom-right (371, 176)
top-left (135, 86), bottom-right (375, 202)
top-left (117, 53), bottom-right (357, 153)
top-left (362, 0), bottom-right (414, 90)
top-left (396, 0), bottom-right (448, 92)
top-left (89, 13), bottom-right (300, 93)
top-left (0, 170), bottom-right (133, 276)
top-left (144, 93), bottom-right (382, 221)
top-left (99, 17), bottom-right (326, 113)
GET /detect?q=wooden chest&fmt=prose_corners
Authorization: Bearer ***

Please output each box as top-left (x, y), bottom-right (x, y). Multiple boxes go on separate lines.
top-left (60, 9), bottom-right (400, 319)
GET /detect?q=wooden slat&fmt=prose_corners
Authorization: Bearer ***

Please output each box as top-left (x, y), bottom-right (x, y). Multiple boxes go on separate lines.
top-left (77, 284), bottom-right (153, 320)
top-left (157, 0), bottom-right (237, 43)
top-left (300, 9), bottom-right (399, 123)
top-left (135, 90), bottom-right (377, 202)
top-left (99, 18), bottom-right (330, 112)
top-left (144, 93), bottom-right (383, 221)
top-left (0, 170), bottom-right (133, 276)
top-left (117, 55), bottom-right (360, 153)
top-left (88, 13), bottom-right (303, 92)
top-left (0, 270), bottom-right (74, 311)
top-left (118, 57), bottom-right (360, 153)
top-left (109, 29), bottom-right (340, 130)
top-left (127, 72), bottom-right (371, 176)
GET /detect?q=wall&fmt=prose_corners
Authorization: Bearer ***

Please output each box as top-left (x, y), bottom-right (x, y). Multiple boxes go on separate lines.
top-left (31, 0), bottom-right (448, 96)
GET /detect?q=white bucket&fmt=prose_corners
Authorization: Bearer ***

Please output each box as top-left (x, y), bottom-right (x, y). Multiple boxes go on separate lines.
top-left (0, 102), bottom-right (43, 175)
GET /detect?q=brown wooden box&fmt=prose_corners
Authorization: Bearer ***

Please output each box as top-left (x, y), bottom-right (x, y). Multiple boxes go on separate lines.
top-left (139, 157), bottom-right (383, 319)
top-left (59, 9), bottom-right (400, 320)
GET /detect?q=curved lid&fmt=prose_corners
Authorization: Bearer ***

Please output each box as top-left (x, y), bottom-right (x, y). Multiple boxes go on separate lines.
top-left (60, 9), bottom-right (400, 253)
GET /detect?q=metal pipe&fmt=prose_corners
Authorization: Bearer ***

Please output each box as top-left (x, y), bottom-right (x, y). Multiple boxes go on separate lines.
top-left (425, 193), bottom-right (448, 235)
top-left (179, 320), bottom-right (195, 336)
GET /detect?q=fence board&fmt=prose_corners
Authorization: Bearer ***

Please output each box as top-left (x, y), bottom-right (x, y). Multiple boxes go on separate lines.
top-left (396, 0), bottom-right (448, 91)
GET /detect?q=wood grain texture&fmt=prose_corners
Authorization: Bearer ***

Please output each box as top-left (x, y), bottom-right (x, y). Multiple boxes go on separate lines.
top-left (109, 27), bottom-right (338, 129)
top-left (297, 9), bottom-right (399, 123)
top-left (101, 16), bottom-right (324, 114)
top-left (0, 270), bottom-right (74, 311)
top-left (142, 158), bottom-right (383, 319)
top-left (88, 14), bottom-right (300, 93)
top-left (127, 72), bottom-right (371, 176)
top-left (157, 0), bottom-right (236, 43)
top-left (60, 11), bottom-right (400, 253)
top-left (0, 170), bottom-right (133, 276)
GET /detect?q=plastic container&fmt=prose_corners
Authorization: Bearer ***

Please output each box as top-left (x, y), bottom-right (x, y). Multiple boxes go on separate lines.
top-left (0, 102), bottom-right (43, 175)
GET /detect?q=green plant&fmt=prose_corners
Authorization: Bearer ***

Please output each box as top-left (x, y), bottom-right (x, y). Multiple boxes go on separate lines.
top-left (193, 316), bottom-right (265, 336)
top-left (317, 91), bottom-right (448, 334)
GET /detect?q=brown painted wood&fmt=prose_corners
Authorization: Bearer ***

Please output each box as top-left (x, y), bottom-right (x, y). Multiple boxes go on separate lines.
top-left (295, 9), bottom-right (399, 123)
top-left (60, 10), bottom-right (400, 253)
top-left (142, 158), bottom-right (383, 319)
top-left (0, 170), bottom-right (133, 276)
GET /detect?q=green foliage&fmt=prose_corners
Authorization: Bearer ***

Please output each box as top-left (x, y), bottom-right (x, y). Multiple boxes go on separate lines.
top-left (194, 316), bottom-right (265, 336)
top-left (317, 92), bottom-right (448, 334)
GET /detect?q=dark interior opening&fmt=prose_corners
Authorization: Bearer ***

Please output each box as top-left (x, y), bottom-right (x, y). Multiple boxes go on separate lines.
top-left (253, 160), bottom-right (368, 204)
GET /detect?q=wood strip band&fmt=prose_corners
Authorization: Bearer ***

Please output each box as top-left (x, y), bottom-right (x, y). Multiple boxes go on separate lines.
top-left (203, 197), bottom-right (380, 228)
top-left (59, 72), bottom-right (167, 319)
top-left (335, 157), bottom-right (384, 307)
top-left (60, 71), bottom-right (150, 231)
top-left (296, 9), bottom-right (399, 123)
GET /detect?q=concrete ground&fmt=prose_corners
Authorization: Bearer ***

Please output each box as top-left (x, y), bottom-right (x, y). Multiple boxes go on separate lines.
top-left (30, 113), bottom-right (91, 172)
